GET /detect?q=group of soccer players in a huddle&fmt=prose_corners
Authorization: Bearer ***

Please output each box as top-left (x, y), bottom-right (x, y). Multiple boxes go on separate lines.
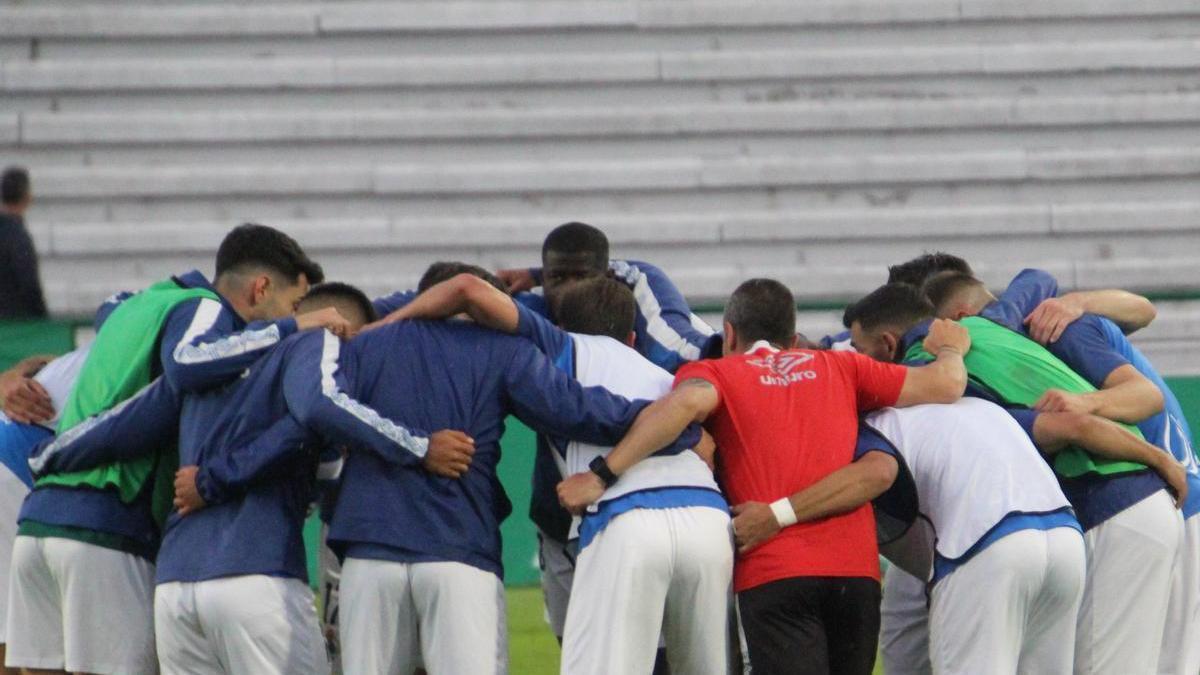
top-left (0, 220), bottom-right (1195, 675)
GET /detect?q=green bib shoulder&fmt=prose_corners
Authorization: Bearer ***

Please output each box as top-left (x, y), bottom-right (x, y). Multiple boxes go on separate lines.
top-left (37, 279), bottom-right (220, 518)
top-left (905, 316), bottom-right (1145, 479)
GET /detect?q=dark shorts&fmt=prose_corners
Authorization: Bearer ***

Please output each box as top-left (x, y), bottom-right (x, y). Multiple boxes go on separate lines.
top-left (736, 576), bottom-right (881, 675)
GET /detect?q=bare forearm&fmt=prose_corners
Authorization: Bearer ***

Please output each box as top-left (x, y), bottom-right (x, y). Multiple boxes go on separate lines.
top-left (788, 459), bottom-right (894, 524)
top-left (927, 350), bottom-right (968, 400)
top-left (1084, 379), bottom-right (1164, 424)
top-left (1079, 419), bottom-right (1166, 469)
top-left (387, 280), bottom-right (469, 323)
top-left (1036, 412), bottom-right (1159, 466)
top-left (896, 349), bottom-right (967, 407)
top-left (1065, 290), bottom-right (1156, 333)
top-left (460, 279), bottom-right (520, 333)
top-left (605, 396), bottom-right (700, 476)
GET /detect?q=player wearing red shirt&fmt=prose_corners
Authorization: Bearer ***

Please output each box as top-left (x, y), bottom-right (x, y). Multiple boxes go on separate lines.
top-left (559, 279), bottom-right (972, 675)
top-left (677, 339), bottom-right (906, 592)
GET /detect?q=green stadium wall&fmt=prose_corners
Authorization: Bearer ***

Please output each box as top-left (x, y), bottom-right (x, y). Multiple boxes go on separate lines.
top-left (5, 321), bottom-right (1200, 588)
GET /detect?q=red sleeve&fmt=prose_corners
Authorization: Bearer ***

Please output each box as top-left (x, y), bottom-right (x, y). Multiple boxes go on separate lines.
top-left (839, 352), bottom-right (907, 412)
top-left (675, 360), bottom-right (724, 414)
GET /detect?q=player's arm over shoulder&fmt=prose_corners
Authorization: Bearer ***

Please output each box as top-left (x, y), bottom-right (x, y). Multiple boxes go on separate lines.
top-left (891, 318), bottom-right (971, 408)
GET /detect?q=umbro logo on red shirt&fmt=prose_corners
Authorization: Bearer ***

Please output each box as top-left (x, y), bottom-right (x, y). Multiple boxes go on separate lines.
top-left (747, 351), bottom-right (818, 386)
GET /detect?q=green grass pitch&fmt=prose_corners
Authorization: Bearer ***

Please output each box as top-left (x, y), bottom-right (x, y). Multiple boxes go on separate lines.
top-left (507, 586), bottom-right (561, 674)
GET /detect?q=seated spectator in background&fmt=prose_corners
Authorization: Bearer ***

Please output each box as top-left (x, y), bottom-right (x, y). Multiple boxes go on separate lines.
top-left (0, 167), bottom-right (47, 319)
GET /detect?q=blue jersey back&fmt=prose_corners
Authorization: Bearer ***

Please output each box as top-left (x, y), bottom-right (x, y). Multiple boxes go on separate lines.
top-left (1095, 318), bottom-right (1200, 517)
top-left (329, 319), bottom-right (648, 577)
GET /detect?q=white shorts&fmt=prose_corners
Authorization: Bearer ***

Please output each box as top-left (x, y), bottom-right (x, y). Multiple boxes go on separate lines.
top-left (1076, 489), bottom-right (1182, 674)
top-left (155, 575), bottom-right (329, 675)
top-left (930, 527), bottom-right (1085, 675)
top-left (0, 468), bottom-right (30, 642)
top-left (5, 535), bottom-right (156, 674)
top-left (880, 566), bottom-right (932, 675)
top-left (339, 557), bottom-right (506, 675)
top-left (537, 528), bottom-right (575, 640)
top-left (561, 506), bottom-right (733, 675)
top-left (1159, 512), bottom-right (1200, 675)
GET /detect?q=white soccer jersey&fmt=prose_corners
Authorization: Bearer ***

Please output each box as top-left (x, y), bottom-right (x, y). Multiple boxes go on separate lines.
top-left (564, 333), bottom-right (720, 538)
top-left (32, 347), bottom-right (89, 430)
top-left (865, 397), bottom-right (1071, 563)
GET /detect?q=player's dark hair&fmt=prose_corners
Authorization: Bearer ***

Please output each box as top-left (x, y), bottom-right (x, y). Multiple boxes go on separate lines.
top-left (725, 278), bottom-right (796, 348)
top-left (842, 283), bottom-right (934, 333)
top-left (556, 277), bottom-right (636, 343)
top-left (1, 167), bottom-right (30, 206)
top-left (418, 261), bottom-right (508, 295)
top-left (541, 222), bottom-right (609, 271)
top-left (301, 282), bottom-right (378, 324)
top-left (921, 271), bottom-right (988, 316)
top-left (886, 252), bottom-right (973, 287)
top-left (215, 223), bottom-right (324, 286)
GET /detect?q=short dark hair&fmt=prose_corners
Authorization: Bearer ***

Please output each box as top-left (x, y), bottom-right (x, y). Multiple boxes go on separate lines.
top-left (921, 271), bottom-right (987, 316)
top-left (215, 223), bottom-right (324, 285)
top-left (2, 167), bottom-right (30, 206)
top-left (842, 283), bottom-right (934, 333)
top-left (725, 278), bottom-right (796, 347)
top-left (541, 222), bottom-right (609, 270)
top-left (556, 277), bottom-right (636, 342)
top-left (300, 282), bottom-right (377, 324)
top-left (886, 252), bottom-right (973, 287)
top-left (417, 261), bottom-right (508, 294)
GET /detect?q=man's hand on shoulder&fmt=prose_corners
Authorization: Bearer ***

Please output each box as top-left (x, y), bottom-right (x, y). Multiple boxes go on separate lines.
top-left (1025, 296), bottom-right (1083, 345)
top-left (296, 307), bottom-right (354, 340)
top-left (0, 364), bottom-right (54, 424)
top-left (922, 318), bottom-right (970, 357)
top-left (1034, 389), bottom-right (1094, 416)
top-left (497, 268), bottom-right (536, 294)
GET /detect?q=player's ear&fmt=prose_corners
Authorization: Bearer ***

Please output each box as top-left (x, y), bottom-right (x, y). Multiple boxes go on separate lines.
top-left (882, 331), bottom-right (899, 361)
top-left (251, 274), bottom-right (271, 306)
top-left (722, 321), bottom-right (737, 355)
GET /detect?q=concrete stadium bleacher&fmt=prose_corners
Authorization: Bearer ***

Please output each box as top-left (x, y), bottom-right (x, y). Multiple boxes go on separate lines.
top-left (1, 0), bottom-right (1197, 371)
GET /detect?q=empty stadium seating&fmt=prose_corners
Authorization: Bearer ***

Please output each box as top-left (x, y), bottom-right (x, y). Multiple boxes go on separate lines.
top-left (1, 0), bottom-right (1197, 370)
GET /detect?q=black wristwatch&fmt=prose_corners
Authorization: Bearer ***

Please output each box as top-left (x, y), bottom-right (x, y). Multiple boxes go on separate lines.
top-left (588, 456), bottom-right (618, 488)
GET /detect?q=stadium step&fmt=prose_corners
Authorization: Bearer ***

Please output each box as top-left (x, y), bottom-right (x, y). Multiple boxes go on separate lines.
top-left (34, 203), bottom-right (1200, 256)
top-left (20, 147), bottom-right (1200, 201)
top-left (12, 93), bottom-right (1200, 146)
top-left (2, 1), bottom-right (1198, 40)
top-left (5, 40), bottom-right (1199, 95)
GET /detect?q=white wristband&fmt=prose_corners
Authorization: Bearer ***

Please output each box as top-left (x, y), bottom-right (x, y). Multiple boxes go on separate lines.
top-left (769, 497), bottom-right (798, 528)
